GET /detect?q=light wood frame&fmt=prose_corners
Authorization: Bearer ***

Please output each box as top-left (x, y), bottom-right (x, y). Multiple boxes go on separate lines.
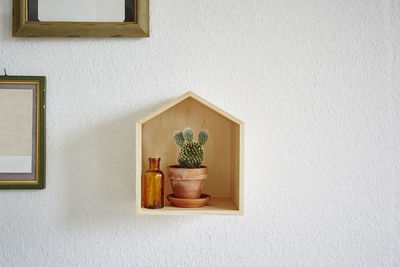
top-left (12, 0), bottom-right (149, 38)
top-left (136, 92), bottom-right (244, 215)
top-left (0, 76), bottom-right (46, 189)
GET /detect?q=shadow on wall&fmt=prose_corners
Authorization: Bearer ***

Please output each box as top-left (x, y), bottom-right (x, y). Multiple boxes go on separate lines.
top-left (62, 101), bottom-right (172, 224)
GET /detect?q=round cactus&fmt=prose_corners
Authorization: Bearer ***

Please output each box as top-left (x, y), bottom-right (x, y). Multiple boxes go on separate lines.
top-left (178, 142), bottom-right (204, 168)
top-left (173, 127), bottom-right (209, 168)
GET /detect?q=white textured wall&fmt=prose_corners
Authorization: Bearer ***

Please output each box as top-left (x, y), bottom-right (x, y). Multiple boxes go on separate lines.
top-left (1, 0), bottom-right (399, 266)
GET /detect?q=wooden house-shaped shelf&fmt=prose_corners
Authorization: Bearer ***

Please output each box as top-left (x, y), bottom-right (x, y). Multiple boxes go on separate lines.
top-left (136, 92), bottom-right (244, 215)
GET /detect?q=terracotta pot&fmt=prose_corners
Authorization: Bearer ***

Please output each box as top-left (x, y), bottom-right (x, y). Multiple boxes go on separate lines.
top-left (167, 165), bottom-right (208, 199)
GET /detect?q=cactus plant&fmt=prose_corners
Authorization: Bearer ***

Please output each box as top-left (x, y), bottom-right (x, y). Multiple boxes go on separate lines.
top-left (173, 128), bottom-right (209, 168)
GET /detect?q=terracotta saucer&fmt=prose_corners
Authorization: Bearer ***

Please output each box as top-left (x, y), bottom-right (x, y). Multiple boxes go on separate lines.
top-left (167, 194), bottom-right (211, 208)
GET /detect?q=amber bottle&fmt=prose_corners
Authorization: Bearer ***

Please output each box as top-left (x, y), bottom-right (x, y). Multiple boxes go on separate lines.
top-left (144, 157), bottom-right (164, 209)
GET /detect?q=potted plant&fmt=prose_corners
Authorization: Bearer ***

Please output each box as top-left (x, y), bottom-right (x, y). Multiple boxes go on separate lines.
top-left (167, 128), bottom-right (209, 199)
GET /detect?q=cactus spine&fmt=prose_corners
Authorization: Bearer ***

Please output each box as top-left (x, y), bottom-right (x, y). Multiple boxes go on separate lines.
top-left (173, 128), bottom-right (209, 168)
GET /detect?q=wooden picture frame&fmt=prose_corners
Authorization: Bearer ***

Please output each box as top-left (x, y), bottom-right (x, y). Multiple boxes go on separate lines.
top-left (0, 75), bottom-right (46, 189)
top-left (12, 0), bottom-right (149, 38)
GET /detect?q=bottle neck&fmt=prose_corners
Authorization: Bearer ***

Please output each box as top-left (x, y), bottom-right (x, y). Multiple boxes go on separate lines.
top-left (148, 157), bottom-right (160, 171)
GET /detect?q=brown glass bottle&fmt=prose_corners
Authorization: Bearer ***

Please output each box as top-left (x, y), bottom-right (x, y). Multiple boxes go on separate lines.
top-left (143, 157), bottom-right (164, 209)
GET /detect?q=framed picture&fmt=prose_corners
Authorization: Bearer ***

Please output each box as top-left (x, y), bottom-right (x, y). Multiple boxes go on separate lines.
top-left (12, 0), bottom-right (149, 38)
top-left (0, 75), bottom-right (46, 189)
